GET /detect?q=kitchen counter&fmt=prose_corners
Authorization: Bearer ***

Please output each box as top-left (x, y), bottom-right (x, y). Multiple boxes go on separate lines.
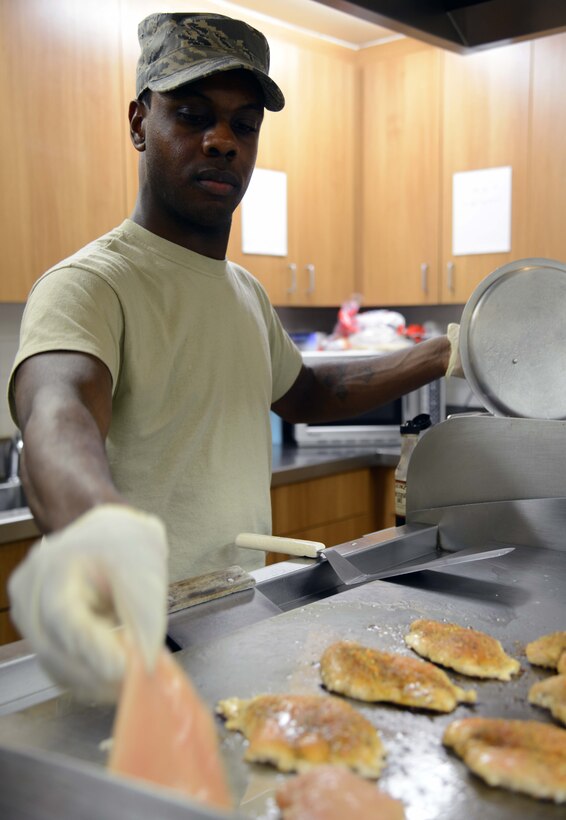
top-left (0, 445), bottom-right (400, 544)
top-left (271, 443), bottom-right (400, 486)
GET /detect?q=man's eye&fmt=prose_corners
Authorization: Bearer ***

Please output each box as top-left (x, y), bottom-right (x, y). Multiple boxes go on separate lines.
top-left (235, 120), bottom-right (260, 134)
top-left (177, 110), bottom-right (208, 125)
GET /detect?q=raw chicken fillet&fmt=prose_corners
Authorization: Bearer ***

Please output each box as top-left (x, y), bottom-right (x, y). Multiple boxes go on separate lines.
top-left (109, 645), bottom-right (232, 809)
top-left (276, 765), bottom-right (405, 819)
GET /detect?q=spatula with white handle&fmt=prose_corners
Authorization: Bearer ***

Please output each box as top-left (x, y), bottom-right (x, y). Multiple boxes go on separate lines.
top-left (235, 533), bottom-right (325, 558)
top-left (235, 533), bottom-right (514, 586)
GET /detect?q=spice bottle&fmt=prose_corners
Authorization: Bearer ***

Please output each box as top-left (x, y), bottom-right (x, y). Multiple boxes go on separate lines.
top-left (394, 413), bottom-right (432, 526)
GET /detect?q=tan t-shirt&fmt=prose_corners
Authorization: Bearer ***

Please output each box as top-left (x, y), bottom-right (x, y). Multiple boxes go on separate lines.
top-left (9, 220), bottom-right (302, 582)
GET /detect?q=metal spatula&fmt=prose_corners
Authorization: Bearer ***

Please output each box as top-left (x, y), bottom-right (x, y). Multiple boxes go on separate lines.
top-left (322, 543), bottom-right (515, 586)
top-left (235, 533), bottom-right (514, 587)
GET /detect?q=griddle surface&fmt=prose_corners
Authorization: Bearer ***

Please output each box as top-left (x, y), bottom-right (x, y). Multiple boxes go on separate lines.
top-left (1, 546), bottom-right (564, 819)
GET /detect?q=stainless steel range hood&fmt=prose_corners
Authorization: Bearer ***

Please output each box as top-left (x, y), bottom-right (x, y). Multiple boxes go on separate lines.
top-left (313, 0), bottom-right (566, 53)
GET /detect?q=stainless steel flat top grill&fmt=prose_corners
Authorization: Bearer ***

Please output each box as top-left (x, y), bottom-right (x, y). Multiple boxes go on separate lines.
top-left (0, 413), bottom-right (565, 819)
top-left (4, 258), bottom-right (566, 817)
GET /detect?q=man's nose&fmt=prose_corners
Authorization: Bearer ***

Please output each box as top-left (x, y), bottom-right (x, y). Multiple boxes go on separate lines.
top-left (202, 121), bottom-right (237, 159)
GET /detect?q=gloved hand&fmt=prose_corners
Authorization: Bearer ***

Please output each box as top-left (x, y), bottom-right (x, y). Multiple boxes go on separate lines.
top-left (8, 504), bottom-right (168, 703)
top-left (446, 322), bottom-right (465, 378)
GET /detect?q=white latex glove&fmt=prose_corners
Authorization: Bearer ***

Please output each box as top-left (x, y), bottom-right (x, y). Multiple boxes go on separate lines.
top-left (8, 504), bottom-right (168, 703)
top-left (446, 322), bottom-right (465, 378)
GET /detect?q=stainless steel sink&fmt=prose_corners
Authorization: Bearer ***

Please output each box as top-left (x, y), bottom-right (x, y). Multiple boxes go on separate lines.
top-left (0, 481), bottom-right (28, 513)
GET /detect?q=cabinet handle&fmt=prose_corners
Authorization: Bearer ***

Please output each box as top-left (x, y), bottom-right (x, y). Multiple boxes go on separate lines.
top-left (287, 263), bottom-right (297, 295)
top-left (447, 261), bottom-right (455, 293)
top-left (306, 263), bottom-right (315, 295)
top-left (420, 263), bottom-right (429, 294)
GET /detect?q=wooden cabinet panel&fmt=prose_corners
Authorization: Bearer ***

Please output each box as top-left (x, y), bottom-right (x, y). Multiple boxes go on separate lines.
top-left (526, 32), bottom-right (566, 260)
top-left (0, 537), bottom-right (35, 610)
top-left (440, 43), bottom-right (531, 303)
top-left (226, 36), bottom-right (300, 306)
top-left (269, 466), bottom-right (396, 563)
top-left (374, 466), bottom-right (396, 530)
top-left (0, 0), bottom-right (127, 301)
top-left (4, 3), bottom-right (566, 308)
top-left (359, 40), bottom-right (441, 306)
top-left (229, 38), bottom-right (357, 307)
top-left (359, 39), bottom-right (536, 307)
top-left (281, 513), bottom-right (376, 547)
top-left (0, 611), bottom-right (21, 646)
top-left (272, 468), bottom-right (375, 535)
top-left (0, 536), bottom-right (34, 645)
top-left (287, 45), bottom-right (357, 306)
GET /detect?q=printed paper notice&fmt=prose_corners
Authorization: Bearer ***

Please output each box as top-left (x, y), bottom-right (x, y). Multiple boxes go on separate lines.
top-left (241, 168), bottom-right (287, 256)
top-left (452, 166), bottom-right (512, 256)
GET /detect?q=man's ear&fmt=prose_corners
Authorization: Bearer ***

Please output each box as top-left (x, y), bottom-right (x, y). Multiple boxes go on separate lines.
top-left (128, 99), bottom-right (146, 152)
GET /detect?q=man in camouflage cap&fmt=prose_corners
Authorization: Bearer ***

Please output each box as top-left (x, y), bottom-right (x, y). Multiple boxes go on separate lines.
top-left (8, 10), bottom-right (455, 705)
top-left (136, 12), bottom-right (285, 111)
top-left (126, 11), bottom-right (284, 247)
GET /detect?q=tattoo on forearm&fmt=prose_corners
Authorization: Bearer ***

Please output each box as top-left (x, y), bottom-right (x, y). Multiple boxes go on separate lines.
top-left (320, 363), bottom-right (376, 403)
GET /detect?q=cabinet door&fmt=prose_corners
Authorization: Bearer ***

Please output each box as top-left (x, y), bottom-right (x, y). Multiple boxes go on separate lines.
top-left (0, 537), bottom-right (35, 645)
top-left (359, 40), bottom-right (441, 306)
top-left (287, 44), bottom-right (357, 307)
top-left (0, 0), bottom-right (126, 302)
top-left (230, 38), bottom-right (357, 307)
top-left (226, 35), bottom-right (298, 305)
top-left (526, 32), bottom-right (566, 260)
top-left (269, 467), bottom-right (394, 565)
top-left (440, 43), bottom-right (531, 304)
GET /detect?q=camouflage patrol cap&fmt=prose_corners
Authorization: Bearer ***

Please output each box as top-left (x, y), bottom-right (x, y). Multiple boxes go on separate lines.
top-left (136, 12), bottom-right (285, 111)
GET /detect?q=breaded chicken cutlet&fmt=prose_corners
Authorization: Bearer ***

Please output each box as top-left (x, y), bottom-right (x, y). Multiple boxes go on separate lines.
top-left (405, 619), bottom-right (520, 680)
top-left (320, 640), bottom-right (476, 712)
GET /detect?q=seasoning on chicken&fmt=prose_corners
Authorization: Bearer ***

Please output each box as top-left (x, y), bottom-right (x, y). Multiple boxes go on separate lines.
top-left (526, 631), bottom-right (566, 673)
top-left (216, 693), bottom-right (384, 778)
top-left (405, 619), bottom-right (520, 680)
top-left (276, 765), bottom-right (405, 820)
top-left (443, 717), bottom-right (566, 803)
top-left (529, 674), bottom-right (566, 726)
top-left (109, 645), bottom-right (232, 809)
top-left (320, 640), bottom-right (476, 713)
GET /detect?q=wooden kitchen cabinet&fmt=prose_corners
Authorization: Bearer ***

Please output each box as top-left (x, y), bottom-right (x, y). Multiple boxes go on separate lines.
top-left (358, 40), bottom-right (442, 306)
top-left (6, 2), bottom-right (559, 309)
top-left (0, 0), bottom-right (128, 302)
top-left (228, 36), bottom-right (358, 307)
top-left (359, 38), bottom-right (532, 307)
top-left (439, 42), bottom-right (531, 303)
top-left (0, 537), bottom-right (34, 645)
top-left (226, 35), bottom-right (301, 306)
top-left (525, 32), bottom-right (566, 260)
top-left (269, 466), bottom-right (395, 564)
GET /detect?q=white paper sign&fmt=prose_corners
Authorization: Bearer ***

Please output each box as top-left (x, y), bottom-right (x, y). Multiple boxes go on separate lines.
top-left (452, 166), bottom-right (512, 256)
top-left (241, 168), bottom-right (287, 256)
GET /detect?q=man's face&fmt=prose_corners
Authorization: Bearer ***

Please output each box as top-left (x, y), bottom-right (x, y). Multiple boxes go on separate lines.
top-left (133, 70), bottom-right (264, 231)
